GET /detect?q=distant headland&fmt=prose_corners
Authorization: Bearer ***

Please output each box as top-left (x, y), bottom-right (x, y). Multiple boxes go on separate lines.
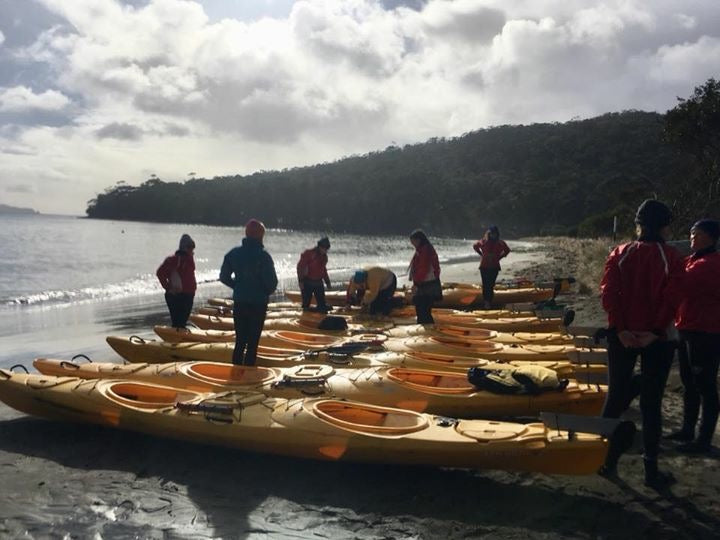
top-left (0, 204), bottom-right (39, 215)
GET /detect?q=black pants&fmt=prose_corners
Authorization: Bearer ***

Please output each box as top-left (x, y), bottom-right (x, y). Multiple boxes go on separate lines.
top-left (678, 330), bottom-right (720, 445)
top-left (413, 279), bottom-right (441, 324)
top-left (301, 279), bottom-right (328, 310)
top-left (413, 295), bottom-right (434, 324)
top-left (232, 302), bottom-right (268, 366)
top-left (369, 275), bottom-right (397, 316)
top-left (480, 268), bottom-right (500, 303)
top-left (165, 292), bottom-right (194, 328)
top-left (602, 332), bottom-right (673, 463)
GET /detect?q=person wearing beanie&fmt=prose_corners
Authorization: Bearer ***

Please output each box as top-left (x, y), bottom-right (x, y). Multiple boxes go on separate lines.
top-left (346, 267), bottom-right (397, 316)
top-left (296, 236), bottom-right (332, 312)
top-left (408, 229), bottom-right (442, 324)
top-left (599, 199), bottom-right (685, 488)
top-left (219, 219), bottom-right (278, 366)
top-left (473, 225), bottom-right (510, 308)
top-left (669, 219), bottom-right (720, 454)
top-left (156, 234), bottom-right (197, 328)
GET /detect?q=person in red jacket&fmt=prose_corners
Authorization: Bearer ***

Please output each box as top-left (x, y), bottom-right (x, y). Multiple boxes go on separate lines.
top-left (409, 229), bottom-right (442, 324)
top-left (599, 199), bottom-right (684, 488)
top-left (156, 234), bottom-right (197, 328)
top-left (297, 237), bottom-right (331, 312)
top-left (668, 219), bottom-right (720, 453)
top-left (473, 225), bottom-right (510, 308)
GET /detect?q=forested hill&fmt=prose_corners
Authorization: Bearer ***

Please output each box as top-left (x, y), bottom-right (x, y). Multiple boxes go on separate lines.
top-left (86, 111), bottom-right (691, 237)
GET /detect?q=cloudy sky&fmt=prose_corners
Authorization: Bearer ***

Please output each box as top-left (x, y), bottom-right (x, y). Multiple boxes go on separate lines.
top-left (0, 0), bottom-right (718, 215)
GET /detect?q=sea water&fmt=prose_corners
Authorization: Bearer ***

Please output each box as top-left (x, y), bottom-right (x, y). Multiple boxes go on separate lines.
top-left (0, 214), bottom-right (539, 365)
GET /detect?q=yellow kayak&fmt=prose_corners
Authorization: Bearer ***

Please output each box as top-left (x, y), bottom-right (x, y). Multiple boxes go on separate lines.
top-left (381, 336), bottom-right (606, 364)
top-left (155, 323), bottom-right (573, 347)
top-left (385, 324), bottom-right (573, 345)
top-left (431, 287), bottom-right (555, 308)
top-left (189, 314), bottom-right (392, 335)
top-left (202, 300), bottom-right (537, 320)
top-left (284, 287), bottom-right (554, 309)
top-left (33, 359), bottom-right (607, 418)
top-left (190, 311), bottom-right (564, 335)
top-left (0, 369), bottom-right (621, 475)
top-left (126, 331), bottom-right (604, 365)
top-left (434, 315), bottom-right (563, 333)
top-left (106, 336), bottom-right (606, 379)
top-left (155, 326), bottom-right (385, 348)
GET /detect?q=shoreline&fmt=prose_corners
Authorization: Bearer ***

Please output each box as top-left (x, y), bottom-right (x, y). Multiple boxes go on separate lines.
top-left (0, 240), bottom-right (718, 538)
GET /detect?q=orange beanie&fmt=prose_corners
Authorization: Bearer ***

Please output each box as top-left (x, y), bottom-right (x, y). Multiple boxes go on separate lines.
top-left (245, 219), bottom-right (265, 240)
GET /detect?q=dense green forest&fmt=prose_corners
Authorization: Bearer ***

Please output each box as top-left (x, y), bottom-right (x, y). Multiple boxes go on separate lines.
top-left (87, 85), bottom-right (717, 238)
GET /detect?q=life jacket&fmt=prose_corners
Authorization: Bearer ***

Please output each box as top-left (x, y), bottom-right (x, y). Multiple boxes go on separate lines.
top-left (317, 316), bottom-right (348, 331)
top-left (467, 365), bottom-right (569, 395)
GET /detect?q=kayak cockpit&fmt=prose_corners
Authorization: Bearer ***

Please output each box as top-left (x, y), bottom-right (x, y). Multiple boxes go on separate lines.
top-left (106, 382), bottom-right (198, 409)
top-left (427, 336), bottom-right (503, 352)
top-left (313, 400), bottom-right (428, 434)
top-left (185, 362), bottom-right (276, 385)
top-left (385, 368), bottom-right (473, 394)
top-left (270, 330), bottom-right (338, 346)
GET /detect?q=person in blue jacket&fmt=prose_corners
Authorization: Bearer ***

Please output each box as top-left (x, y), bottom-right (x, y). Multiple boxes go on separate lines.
top-left (219, 219), bottom-right (278, 366)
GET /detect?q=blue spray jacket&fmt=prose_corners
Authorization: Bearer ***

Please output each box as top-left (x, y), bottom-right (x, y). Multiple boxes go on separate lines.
top-left (219, 237), bottom-right (278, 305)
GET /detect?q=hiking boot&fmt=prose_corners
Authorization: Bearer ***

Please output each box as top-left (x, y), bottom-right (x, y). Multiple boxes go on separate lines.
top-left (597, 463), bottom-right (618, 479)
top-left (643, 459), bottom-right (675, 489)
top-left (676, 440), bottom-right (712, 454)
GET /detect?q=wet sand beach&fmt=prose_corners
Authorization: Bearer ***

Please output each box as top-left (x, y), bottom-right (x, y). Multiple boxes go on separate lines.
top-left (0, 240), bottom-right (718, 539)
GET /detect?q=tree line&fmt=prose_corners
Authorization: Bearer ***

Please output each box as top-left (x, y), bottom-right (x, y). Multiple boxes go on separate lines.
top-left (86, 78), bottom-right (719, 238)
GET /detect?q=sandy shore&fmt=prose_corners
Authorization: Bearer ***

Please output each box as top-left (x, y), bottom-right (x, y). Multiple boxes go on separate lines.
top-left (0, 241), bottom-right (719, 539)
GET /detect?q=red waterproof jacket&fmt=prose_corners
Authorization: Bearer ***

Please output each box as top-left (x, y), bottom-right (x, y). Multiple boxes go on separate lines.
top-left (676, 250), bottom-right (720, 333)
top-left (410, 243), bottom-right (440, 285)
top-left (473, 239), bottom-right (510, 269)
top-left (600, 241), bottom-right (684, 333)
top-left (156, 251), bottom-right (196, 294)
top-left (297, 248), bottom-right (329, 282)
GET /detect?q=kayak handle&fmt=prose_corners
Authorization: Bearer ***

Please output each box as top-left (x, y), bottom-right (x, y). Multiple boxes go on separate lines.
top-left (9, 364), bottom-right (29, 374)
top-left (327, 354), bottom-right (352, 365)
top-left (71, 354), bottom-right (92, 363)
top-left (60, 361), bottom-right (81, 370)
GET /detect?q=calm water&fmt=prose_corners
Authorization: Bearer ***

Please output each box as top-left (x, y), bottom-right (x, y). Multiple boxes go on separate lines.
top-left (0, 214), bottom-right (538, 366)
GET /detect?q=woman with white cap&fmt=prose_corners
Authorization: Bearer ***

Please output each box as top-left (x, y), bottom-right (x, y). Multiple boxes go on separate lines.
top-left (156, 234), bottom-right (197, 328)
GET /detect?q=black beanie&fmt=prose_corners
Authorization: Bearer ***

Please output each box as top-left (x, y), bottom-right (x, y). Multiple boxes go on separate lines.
top-left (692, 219), bottom-right (720, 242)
top-left (317, 236), bottom-right (330, 249)
top-left (634, 199), bottom-right (673, 230)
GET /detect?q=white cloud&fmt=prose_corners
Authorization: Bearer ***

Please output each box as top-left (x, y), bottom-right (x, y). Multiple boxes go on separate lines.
top-left (0, 29), bottom-right (5, 46)
top-left (0, 0), bottom-right (717, 214)
top-left (0, 86), bottom-right (70, 112)
top-left (642, 35), bottom-right (720, 85)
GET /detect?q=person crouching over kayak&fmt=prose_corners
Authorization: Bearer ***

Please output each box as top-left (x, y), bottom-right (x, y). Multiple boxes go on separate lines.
top-left (669, 219), bottom-right (720, 454)
top-left (409, 229), bottom-right (442, 324)
top-left (599, 199), bottom-right (684, 488)
top-left (156, 234), bottom-right (196, 328)
top-left (297, 236), bottom-right (332, 312)
top-left (219, 219), bottom-right (278, 366)
top-left (473, 225), bottom-right (510, 308)
top-left (346, 267), bottom-right (397, 316)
